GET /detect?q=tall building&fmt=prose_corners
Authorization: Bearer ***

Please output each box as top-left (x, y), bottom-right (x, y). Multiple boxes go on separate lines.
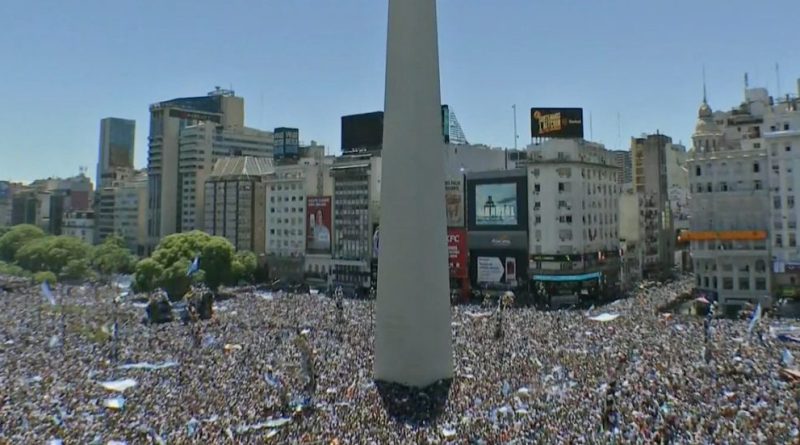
top-left (113, 170), bottom-right (148, 256)
top-left (96, 118), bottom-right (135, 190)
top-left (527, 139), bottom-right (621, 300)
top-left (95, 167), bottom-right (135, 244)
top-left (686, 88), bottom-right (772, 307)
top-left (0, 181), bottom-right (11, 227)
top-left (178, 123), bottom-right (272, 232)
top-left (611, 150), bottom-right (633, 184)
top-left (330, 154), bottom-right (382, 293)
top-left (631, 133), bottom-right (676, 277)
top-left (264, 148), bottom-right (332, 281)
top-left (204, 157), bottom-right (272, 253)
top-left (147, 87), bottom-right (273, 249)
top-left (619, 183), bottom-right (644, 285)
top-left (11, 188), bottom-right (38, 226)
top-left (27, 174), bottom-right (93, 235)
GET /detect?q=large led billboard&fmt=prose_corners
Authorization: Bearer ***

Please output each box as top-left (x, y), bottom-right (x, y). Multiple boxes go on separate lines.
top-left (306, 196), bottom-right (332, 254)
top-left (530, 108), bottom-right (584, 139)
top-left (466, 175), bottom-right (528, 232)
top-left (341, 111), bottom-right (384, 155)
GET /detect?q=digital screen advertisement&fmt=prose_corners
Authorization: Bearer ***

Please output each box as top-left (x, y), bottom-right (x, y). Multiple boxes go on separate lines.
top-left (474, 183), bottom-right (517, 226)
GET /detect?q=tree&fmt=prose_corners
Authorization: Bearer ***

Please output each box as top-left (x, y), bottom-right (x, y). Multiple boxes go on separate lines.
top-left (15, 235), bottom-right (92, 277)
top-left (136, 231), bottom-right (239, 298)
top-left (230, 250), bottom-right (257, 285)
top-left (33, 271), bottom-right (57, 284)
top-left (0, 224), bottom-right (45, 262)
top-left (91, 235), bottom-right (136, 278)
top-left (0, 260), bottom-right (29, 278)
top-left (62, 258), bottom-right (93, 282)
top-left (134, 258), bottom-right (163, 294)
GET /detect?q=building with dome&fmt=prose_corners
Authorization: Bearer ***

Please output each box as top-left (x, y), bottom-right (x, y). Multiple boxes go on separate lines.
top-left (683, 83), bottom-right (786, 308)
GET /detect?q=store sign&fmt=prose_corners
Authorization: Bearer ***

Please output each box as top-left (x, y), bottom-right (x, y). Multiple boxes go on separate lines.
top-left (477, 257), bottom-right (504, 283)
top-left (448, 228), bottom-right (468, 278)
top-left (469, 231), bottom-right (527, 250)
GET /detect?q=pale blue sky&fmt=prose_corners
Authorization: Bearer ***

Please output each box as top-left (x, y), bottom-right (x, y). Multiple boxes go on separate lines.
top-left (1, 0), bottom-right (799, 183)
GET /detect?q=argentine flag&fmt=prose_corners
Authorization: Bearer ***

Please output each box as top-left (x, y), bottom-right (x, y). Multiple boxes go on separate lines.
top-left (186, 256), bottom-right (200, 277)
top-left (41, 281), bottom-right (56, 306)
top-left (747, 303), bottom-right (762, 334)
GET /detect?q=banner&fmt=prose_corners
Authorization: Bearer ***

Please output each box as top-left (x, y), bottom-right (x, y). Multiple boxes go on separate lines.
top-left (445, 178), bottom-right (465, 227)
top-left (306, 197), bottom-right (332, 254)
top-left (530, 108), bottom-right (584, 138)
top-left (448, 228), bottom-right (468, 278)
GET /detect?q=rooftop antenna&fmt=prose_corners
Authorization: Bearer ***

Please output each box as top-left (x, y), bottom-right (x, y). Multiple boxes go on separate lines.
top-left (744, 72), bottom-right (749, 89)
top-left (776, 63), bottom-right (781, 97)
top-left (589, 112), bottom-right (594, 141)
top-left (702, 65), bottom-right (708, 103)
top-left (616, 112), bottom-right (621, 149)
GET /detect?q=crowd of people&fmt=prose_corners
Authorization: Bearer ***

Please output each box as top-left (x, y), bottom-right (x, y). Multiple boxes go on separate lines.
top-left (1, 274), bottom-right (800, 443)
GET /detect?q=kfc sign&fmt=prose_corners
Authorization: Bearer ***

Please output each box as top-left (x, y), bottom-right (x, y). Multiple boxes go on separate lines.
top-left (448, 228), bottom-right (468, 279)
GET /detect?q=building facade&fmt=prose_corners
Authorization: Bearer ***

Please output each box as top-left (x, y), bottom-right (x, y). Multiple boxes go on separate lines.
top-left (686, 90), bottom-right (772, 307)
top-left (632, 133), bottom-right (676, 277)
top-left (527, 139), bottom-right (621, 301)
top-left (204, 157), bottom-right (272, 254)
top-left (96, 118), bottom-right (135, 190)
top-left (612, 150), bottom-right (633, 184)
top-left (147, 87), bottom-right (246, 249)
top-left (95, 167), bottom-right (135, 244)
top-left (63, 210), bottom-right (95, 244)
top-left (330, 154), bottom-right (381, 293)
top-left (113, 170), bottom-right (148, 256)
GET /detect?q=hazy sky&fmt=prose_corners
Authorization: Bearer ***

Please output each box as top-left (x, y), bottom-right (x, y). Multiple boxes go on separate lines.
top-left (1, 0), bottom-right (799, 183)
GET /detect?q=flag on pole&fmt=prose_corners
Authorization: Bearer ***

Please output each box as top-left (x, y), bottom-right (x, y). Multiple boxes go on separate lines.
top-left (747, 303), bottom-right (762, 334)
top-left (186, 256), bottom-right (200, 277)
top-left (41, 281), bottom-right (56, 306)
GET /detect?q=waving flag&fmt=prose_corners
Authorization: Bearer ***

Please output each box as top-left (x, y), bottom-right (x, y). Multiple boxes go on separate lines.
top-left (41, 281), bottom-right (56, 306)
top-left (186, 256), bottom-right (200, 277)
top-left (747, 303), bottom-right (762, 334)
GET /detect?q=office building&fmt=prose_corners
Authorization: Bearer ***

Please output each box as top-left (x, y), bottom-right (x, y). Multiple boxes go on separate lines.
top-left (178, 123), bottom-right (272, 232)
top-left (95, 167), bottom-right (135, 244)
top-left (96, 118), bottom-right (135, 190)
top-left (147, 87), bottom-right (249, 249)
top-left (631, 133), bottom-right (676, 277)
top-left (0, 181), bottom-right (12, 227)
top-left (611, 150), bottom-right (633, 184)
top-left (686, 88), bottom-right (772, 307)
top-left (113, 170), bottom-right (148, 256)
top-left (527, 139), bottom-right (621, 300)
top-left (204, 157), bottom-right (272, 253)
top-left (27, 174), bottom-right (93, 235)
top-left (330, 154), bottom-right (382, 293)
top-left (619, 184), bottom-right (645, 286)
top-left (11, 188), bottom-right (38, 226)
top-left (63, 211), bottom-right (95, 244)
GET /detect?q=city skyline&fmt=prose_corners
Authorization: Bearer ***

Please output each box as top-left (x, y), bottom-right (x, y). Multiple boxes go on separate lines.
top-left (2, 0), bottom-right (799, 182)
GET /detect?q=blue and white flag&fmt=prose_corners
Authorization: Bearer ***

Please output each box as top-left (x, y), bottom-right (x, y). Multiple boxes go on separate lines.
top-left (747, 303), bottom-right (762, 334)
top-left (41, 281), bottom-right (56, 306)
top-left (186, 256), bottom-right (200, 277)
top-left (782, 349), bottom-right (794, 367)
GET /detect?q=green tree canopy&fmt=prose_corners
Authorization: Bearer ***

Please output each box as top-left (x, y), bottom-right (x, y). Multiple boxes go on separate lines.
top-left (33, 270), bottom-right (57, 284)
top-left (133, 257), bottom-right (163, 294)
top-left (0, 224), bottom-right (45, 262)
top-left (230, 250), bottom-right (257, 285)
top-left (15, 235), bottom-right (92, 277)
top-left (91, 234), bottom-right (136, 278)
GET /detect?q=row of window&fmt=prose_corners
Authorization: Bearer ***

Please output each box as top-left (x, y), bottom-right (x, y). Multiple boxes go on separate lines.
top-left (696, 275), bottom-right (767, 291)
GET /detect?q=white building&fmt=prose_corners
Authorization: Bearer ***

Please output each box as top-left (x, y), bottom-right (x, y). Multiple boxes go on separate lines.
top-left (113, 171), bottom-right (148, 256)
top-left (264, 148), bottom-right (332, 281)
top-left (619, 183), bottom-right (644, 285)
top-left (686, 88), bottom-right (772, 307)
top-left (527, 139), bottom-right (622, 298)
top-left (63, 210), bottom-right (95, 244)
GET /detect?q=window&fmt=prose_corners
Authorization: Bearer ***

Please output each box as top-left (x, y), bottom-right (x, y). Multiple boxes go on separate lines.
top-left (738, 277), bottom-right (750, 290)
top-left (723, 277), bottom-right (734, 290)
top-left (754, 180), bottom-right (762, 190)
top-left (785, 123), bottom-right (791, 131)
top-left (753, 162), bottom-right (760, 173)
top-left (534, 183), bottom-right (540, 193)
top-left (789, 196), bottom-right (795, 209)
top-left (776, 234), bottom-right (783, 247)
top-left (787, 146), bottom-right (792, 152)
top-left (755, 277), bottom-right (767, 290)
top-left (791, 233), bottom-right (797, 247)
top-left (534, 215), bottom-right (541, 225)
top-left (775, 196), bottom-right (782, 209)
top-left (755, 260), bottom-right (766, 273)
top-left (534, 201), bottom-right (541, 210)
top-left (695, 166), bottom-right (701, 176)
top-left (720, 182), bottom-right (728, 191)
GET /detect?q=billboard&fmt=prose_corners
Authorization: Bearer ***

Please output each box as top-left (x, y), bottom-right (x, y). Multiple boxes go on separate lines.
top-left (530, 108), bottom-right (584, 139)
top-left (445, 177), bottom-right (464, 227)
top-left (274, 127), bottom-right (300, 160)
top-left (306, 196), bottom-right (332, 254)
top-left (448, 228), bottom-right (468, 278)
top-left (474, 183), bottom-right (517, 226)
top-left (472, 252), bottom-right (526, 285)
top-left (342, 111), bottom-right (384, 155)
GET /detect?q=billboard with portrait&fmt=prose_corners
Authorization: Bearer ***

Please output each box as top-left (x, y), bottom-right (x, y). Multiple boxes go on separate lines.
top-left (530, 108), bottom-right (584, 139)
top-left (306, 196), bottom-right (332, 254)
top-left (445, 177), bottom-right (464, 227)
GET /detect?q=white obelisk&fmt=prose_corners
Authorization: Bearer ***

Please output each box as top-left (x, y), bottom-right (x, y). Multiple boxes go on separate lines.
top-left (374, 0), bottom-right (453, 387)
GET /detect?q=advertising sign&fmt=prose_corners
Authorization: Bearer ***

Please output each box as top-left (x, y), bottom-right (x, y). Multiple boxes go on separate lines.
top-left (445, 177), bottom-right (465, 227)
top-left (342, 112), bottom-right (384, 155)
top-left (474, 183), bottom-right (517, 226)
top-left (168, 109), bottom-right (221, 124)
top-left (448, 228), bottom-right (468, 278)
top-left (530, 108), bottom-right (584, 139)
top-left (274, 127), bottom-right (300, 160)
top-left (505, 257), bottom-right (517, 286)
top-left (306, 196), bottom-right (332, 254)
top-left (477, 257), bottom-right (505, 283)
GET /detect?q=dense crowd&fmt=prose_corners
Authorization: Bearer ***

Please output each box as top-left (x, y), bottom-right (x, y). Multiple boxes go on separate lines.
top-left (1, 275), bottom-right (800, 444)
